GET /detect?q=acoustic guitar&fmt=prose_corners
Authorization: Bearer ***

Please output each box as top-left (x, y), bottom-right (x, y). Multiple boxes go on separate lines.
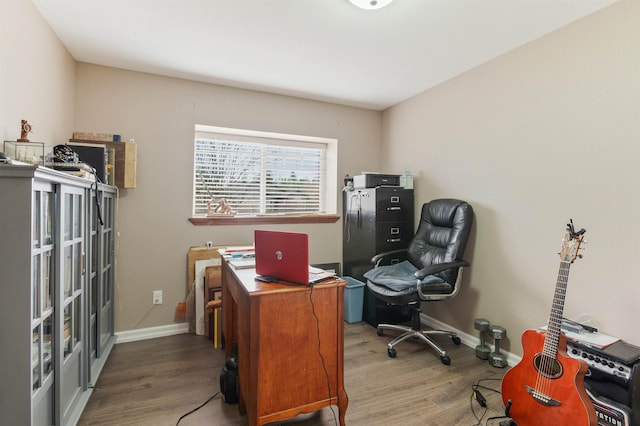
top-left (501, 221), bottom-right (597, 426)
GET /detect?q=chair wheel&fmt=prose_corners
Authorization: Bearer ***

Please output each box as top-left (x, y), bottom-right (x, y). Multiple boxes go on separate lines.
top-left (377, 328), bottom-right (384, 336)
top-left (441, 355), bottom-right (451, 365)
top-left (388, 348), bottom-right (397, 358)
top-left (452, 336), bottom-right (461, 345)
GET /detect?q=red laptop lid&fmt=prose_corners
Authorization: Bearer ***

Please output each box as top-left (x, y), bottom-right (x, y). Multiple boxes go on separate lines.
top-left (254, 230), bottom-right (310, 285)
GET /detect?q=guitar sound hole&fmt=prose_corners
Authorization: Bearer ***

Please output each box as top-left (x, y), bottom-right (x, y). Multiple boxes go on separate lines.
top-left (532, 353), bottom-right (563, 379)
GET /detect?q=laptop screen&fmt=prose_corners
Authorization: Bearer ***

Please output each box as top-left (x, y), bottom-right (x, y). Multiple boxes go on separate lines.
top-left (254, 230), bottom-right (310, 284)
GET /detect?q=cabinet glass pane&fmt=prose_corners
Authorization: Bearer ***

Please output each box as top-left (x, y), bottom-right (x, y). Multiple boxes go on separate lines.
top-left (74, 242), bottom-right (82, 291)
top-left (33, 191), bottom-right (40, 248)
top-left (64, 304), bottom-right (72, 357)
top-left (64, 193), bottom-right (73, 240)
top-left (91, 232), bottom-right (97, 274)
top-left (32, 325), bottom-right (41, 391)
top-left (64, 245), bottom-right (72, 297)
top-left (43, 250), bottom-right (53, 310)
top-left (102, 269), bottom-right (111, 308)
top-left (102, 229), bottom-right (112, 268)
top-left (73, 295), bottom-right (81, 347)
top-left (43, 191), bottom-right (53, 245)
top-left (104, 197), bottom-right (112, 227)
top-left (91, 275), bottom-right (97, 316)
top-left (73, 193), bottom-right (82, 238)
top-left (32, 254), bottom-right (41, 319)
top-left (91, 196), bottom-right (97, 232)
top-left (43, 315), bottom-right (52, 381)
top-left (102, 231), bottom-right (107, 267)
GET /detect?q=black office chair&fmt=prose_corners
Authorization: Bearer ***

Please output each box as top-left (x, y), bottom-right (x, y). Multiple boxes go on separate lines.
top-left (363, 199), bottom-right (473, 365)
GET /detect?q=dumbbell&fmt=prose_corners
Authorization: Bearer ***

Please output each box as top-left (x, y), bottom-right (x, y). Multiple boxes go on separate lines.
top-left (474, 318), bottom-right (491, 360)
top-left (489, 325), bottom-right (507, 368)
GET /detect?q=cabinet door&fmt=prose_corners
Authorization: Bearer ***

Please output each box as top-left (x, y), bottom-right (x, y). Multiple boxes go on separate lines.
top-left (88, 186), bottom-right (99, 369)
top-left (87, 185), bottom-right (116, 384)
top-left (31, 181), bottom-right (56, 425)
top-left (98, 189), bottom-right (115, 353)
top-left (343, 190), bottom-right (374, 261)
top-left (343, 190), bottom-right (376, 279)
top-left (57, 184), bottom-right (86, 425)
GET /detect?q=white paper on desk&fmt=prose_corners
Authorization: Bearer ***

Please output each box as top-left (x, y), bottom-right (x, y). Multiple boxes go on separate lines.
top-left (195, 258), bottom-right (221, 336)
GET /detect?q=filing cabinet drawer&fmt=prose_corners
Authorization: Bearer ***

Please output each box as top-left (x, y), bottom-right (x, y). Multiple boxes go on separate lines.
top-left (376, 222), bottom-right (414, 252)
top-left (375, 190), bottom-right (413, 222)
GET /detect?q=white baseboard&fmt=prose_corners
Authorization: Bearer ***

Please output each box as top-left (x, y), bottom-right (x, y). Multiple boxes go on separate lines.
top-left (420, 313), bottom-right (522, 367)
top-left (115, 323), bottom-right (190, 344)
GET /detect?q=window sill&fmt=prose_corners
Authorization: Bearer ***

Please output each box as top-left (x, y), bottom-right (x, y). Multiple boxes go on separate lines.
top-left (189, 214), bottom-right (340, 226)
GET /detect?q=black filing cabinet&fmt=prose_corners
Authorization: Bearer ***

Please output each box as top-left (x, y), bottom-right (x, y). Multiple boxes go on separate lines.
top-left (343, 187), bottom-right (414, 327)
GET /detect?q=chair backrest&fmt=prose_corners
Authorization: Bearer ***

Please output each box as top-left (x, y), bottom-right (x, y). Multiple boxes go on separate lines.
top-left (407, 199), bottom-right (473, 285)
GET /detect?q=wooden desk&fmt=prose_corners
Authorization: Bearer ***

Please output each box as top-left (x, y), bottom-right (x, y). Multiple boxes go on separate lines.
top-left (221, 258), bottom-right (348, 426)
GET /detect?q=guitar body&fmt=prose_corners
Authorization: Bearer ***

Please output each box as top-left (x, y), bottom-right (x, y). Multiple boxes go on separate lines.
top-left (502, 329), bottom-right (597, 426)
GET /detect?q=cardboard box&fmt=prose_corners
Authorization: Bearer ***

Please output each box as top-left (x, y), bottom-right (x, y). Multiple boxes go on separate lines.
top-left (72, 131), bottom-right (113, 142)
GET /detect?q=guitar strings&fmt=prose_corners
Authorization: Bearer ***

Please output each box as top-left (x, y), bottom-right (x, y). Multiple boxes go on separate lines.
top-left (535, 261), bottom-right (571, 402)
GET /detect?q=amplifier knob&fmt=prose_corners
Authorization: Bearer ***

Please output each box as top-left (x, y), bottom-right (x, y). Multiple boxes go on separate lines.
top-left (608, 362), bottom-right (614, 368)
top-left (572, 349), bottom-right (578, 355)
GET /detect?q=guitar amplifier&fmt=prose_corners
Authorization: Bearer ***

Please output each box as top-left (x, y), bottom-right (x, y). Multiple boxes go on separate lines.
top-left (567, 339), bottom-right (640, 426)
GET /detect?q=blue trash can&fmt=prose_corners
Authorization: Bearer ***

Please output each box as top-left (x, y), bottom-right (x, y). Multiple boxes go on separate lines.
top-left (343, 276), bottom-right (365, 323)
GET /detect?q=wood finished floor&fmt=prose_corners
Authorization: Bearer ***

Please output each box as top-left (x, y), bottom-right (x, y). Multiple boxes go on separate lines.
top-left (78, 322), bottom-right (508, 426)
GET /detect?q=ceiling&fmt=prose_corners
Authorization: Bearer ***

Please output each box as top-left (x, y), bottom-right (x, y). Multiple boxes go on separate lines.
top-left (33, 0), bottom-right (619, 110)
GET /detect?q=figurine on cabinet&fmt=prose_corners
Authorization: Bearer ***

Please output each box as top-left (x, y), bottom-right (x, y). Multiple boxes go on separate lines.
top-left (18, 120), bottom-right (32, 142)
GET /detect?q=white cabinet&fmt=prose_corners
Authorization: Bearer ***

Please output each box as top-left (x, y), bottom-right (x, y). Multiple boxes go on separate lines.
top-left (0, 165), bottom-right (116, 425)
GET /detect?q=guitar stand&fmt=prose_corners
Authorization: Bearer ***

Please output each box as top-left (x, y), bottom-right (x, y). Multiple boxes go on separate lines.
top-left (499, 400), bottom-right (517, 426)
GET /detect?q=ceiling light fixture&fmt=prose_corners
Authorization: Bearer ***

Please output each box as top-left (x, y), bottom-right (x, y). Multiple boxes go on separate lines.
top-left (348, 0), bottom-right (395, 10)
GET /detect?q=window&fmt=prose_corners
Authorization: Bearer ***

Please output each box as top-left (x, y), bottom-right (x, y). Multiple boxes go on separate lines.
top-left (193, 125), bottom-right (337, 219)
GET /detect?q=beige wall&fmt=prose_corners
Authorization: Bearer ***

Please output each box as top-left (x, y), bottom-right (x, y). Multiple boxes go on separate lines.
top-left (5, 0), bottom-right (639, 351)
top-left (1, 0), bottom-right (76, 143)
top-left (382, 0), bottom-right (640, 352)
top-left (74, 64), bottom-right (382, 331)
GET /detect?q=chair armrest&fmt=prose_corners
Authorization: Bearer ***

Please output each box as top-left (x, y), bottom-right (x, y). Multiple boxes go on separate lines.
top-left (371, 249), bottom-right (408, 266)
top-left (415, 259), bottom-right (470, 280)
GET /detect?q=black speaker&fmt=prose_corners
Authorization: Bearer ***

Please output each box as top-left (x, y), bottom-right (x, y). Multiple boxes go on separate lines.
top-left (220, 356), bottom-right (239, 404)
top-left (586, 382), bottom-right (635, 426)
top-left (584, 363), bottom-right (640, 426)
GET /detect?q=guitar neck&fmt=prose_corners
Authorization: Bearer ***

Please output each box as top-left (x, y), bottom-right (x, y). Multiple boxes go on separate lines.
top-left (542, 260), bottom-right (572, 358)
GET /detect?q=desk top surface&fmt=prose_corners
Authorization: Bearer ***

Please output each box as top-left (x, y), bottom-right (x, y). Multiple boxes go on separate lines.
top-left (227, 264), bottom-right (345, 295)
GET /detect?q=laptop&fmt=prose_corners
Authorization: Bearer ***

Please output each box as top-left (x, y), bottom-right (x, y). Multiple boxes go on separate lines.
top-left (254, 230), bottom-right (336, 285)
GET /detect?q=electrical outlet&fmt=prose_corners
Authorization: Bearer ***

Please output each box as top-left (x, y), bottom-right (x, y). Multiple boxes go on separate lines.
top-left (153, 290), bottom-right (163, 305)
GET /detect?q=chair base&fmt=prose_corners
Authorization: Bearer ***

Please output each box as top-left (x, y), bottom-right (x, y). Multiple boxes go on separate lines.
top-left (376, 307), bottom-right (461, 365)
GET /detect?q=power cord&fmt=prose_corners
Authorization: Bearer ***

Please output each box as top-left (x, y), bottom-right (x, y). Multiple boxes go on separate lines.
top-left (469, 377), bottom-right (503, 426)
top-left (309, 284), bottom-right (338, 426)
top-left (175, 392), bottom-right (221, 425)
